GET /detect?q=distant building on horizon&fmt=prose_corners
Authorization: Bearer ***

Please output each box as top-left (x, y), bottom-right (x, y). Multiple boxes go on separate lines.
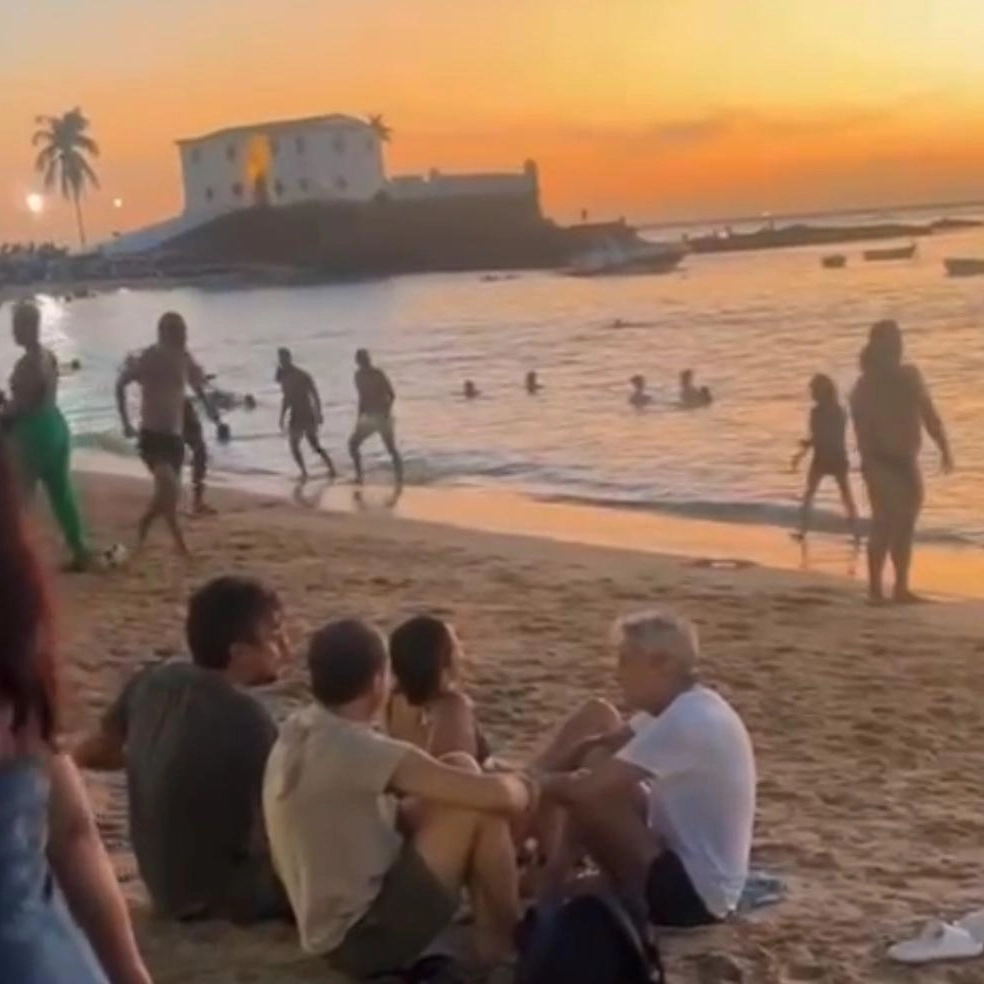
top-left (102, 111), bottom-right (540, 255)
top-left (177, 114), bottom-right (387, 217)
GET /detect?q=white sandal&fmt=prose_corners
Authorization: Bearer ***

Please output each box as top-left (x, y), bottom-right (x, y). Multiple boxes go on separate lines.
top-left (888, 919), bottom-right (984, 965)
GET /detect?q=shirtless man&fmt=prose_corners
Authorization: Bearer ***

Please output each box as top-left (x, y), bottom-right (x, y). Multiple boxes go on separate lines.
top-left (348, 349), bottom-right (403, 487)
top-left (276, 348), bottom-right (336, 481)
top-left (116, 312), bottom-right (220, 556)
top-left (850, 320), bottom-right (953, 604)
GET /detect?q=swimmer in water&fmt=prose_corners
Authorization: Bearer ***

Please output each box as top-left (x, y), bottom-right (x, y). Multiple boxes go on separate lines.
top-left (629, 374), bottom-right (652, 408)
top-left (525, 370), bottom-right (542, 395)
top-left (791, 373), bottom-right (861, 544)
top-left (463, 380), bottom-right (479, 400)
top-left (680, 369), bottom-right (712, 408)
top-left (276, 347), bottom-right (336, 482)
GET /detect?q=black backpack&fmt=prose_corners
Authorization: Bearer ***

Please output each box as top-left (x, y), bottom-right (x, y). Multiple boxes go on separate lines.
top-left (515, 893), bottom-right (665, 984)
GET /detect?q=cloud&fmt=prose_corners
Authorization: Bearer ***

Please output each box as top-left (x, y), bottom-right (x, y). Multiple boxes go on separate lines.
top-left (647, 89), bottom-right (954, 149)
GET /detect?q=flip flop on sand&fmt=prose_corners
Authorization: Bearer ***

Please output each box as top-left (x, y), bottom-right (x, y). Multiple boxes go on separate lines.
top-left (888, 920), bottom-right (984, 965)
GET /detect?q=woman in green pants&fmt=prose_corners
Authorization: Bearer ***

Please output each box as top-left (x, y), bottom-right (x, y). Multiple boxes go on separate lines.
top-left (2, 300), bottom-right (89, 570)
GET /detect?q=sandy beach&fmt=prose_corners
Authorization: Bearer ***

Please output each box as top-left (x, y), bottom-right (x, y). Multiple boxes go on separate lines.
top-left (40, 470), bottom-right (984, 984)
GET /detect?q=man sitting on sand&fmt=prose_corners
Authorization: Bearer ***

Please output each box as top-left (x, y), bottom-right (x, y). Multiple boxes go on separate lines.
top-left (535, 611), bottom-right (755, 928)
top-left (116, 312), bottom-right (221, 556)
top-left (75, 576), bottom-right (290, 925)
top-left (349, 348), bottom-right (403, 486)
top-left (263, 618), bottom-right (531, 980)
top-left (276, 347), bottom-right (336, 481)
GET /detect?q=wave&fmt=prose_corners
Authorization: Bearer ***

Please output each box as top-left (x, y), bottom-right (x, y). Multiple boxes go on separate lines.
top-left (71, 429), bottom-right (981, 548)
top-left (73, 430), bottom-right (139, 457)
top-left (536, 491), bottom-right (980, 548)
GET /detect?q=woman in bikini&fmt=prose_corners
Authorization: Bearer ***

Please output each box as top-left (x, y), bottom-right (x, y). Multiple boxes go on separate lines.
top-left (386, 615), bottom-right (491, 764)
top-left (850, 320), bottom-right (953, 604)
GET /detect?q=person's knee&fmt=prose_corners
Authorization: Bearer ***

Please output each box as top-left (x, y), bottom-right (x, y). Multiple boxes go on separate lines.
top-left (577, 697), bottom-right (622, 734)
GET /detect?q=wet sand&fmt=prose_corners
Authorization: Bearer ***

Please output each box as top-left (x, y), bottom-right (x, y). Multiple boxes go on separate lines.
top-left (44, 470), bottom-right (984, 983)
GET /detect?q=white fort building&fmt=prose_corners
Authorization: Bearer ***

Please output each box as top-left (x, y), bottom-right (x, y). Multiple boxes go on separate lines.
top-left (178, 114), bottom-right (387, 216)
top-left (105, 112), bottom-right (537, 254)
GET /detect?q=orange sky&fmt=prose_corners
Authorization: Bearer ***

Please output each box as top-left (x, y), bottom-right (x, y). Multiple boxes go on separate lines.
top-left (4, 0), bottom-right (984, 244)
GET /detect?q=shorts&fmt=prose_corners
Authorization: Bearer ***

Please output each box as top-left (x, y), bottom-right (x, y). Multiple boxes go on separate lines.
top-left (327, 845), bottom-right (457, 979)
top-left (287, 411), bottom-right (318, 440)
top-left (138, 430), bottom-right (185, 473)
top-left (645, 851), bottom-right (718, 928)
top-left (351, 413), bottom-right (396, 445)
top-left (809, 455), bottom-right (849, 482)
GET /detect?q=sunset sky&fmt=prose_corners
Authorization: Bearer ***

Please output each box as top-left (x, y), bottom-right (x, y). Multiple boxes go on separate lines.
top-left (4, 0), bottom-right (984, 244)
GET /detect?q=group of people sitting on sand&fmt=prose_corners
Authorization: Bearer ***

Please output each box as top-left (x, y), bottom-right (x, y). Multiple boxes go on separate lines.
top-left (0, 430), bottom-right (757, 983)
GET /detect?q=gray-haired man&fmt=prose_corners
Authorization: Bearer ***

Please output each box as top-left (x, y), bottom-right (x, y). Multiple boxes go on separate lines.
top-left (535, 611), bottom-right (756, 928)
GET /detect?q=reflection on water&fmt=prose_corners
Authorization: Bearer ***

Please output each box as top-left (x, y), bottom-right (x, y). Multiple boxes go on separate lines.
top-left (3, 216), bottom-right (984, 545)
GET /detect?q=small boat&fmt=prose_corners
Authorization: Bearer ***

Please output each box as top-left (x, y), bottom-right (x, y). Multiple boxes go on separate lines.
top-left (821, 254), bottom-right (847, 269)
top-left (944, 257), bottom-right (984, 278)
top-left (863, 243), bottom-right (917, 262)
top-left (566, 240), bottom-right (685, 277)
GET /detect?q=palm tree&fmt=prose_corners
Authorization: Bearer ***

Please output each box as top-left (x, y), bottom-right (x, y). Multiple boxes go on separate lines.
top-left (32, 108), bottom-right (100, 249)
top-left (367, 114), bottom-right (392, 144)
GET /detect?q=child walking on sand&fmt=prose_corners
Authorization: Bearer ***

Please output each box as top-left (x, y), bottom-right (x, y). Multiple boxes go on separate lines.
top-left (791, 373), bottom-right (861, 543)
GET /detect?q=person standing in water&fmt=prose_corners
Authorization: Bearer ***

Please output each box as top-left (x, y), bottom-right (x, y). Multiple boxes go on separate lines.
top-left (791, 373), bottom-right (861, 543)
top-left (116, 312), bottom-right (220, 557)
top-left (348, 348), bottom-right (403, 486)
top-left (629, 374), bottom-right (652, 408)
top-left (1, 300), bottom-right (89, 570)
top-left (850, 320), bottom-right (953, 605)
top-left (276, 348), bottom-right (336, 482)
top-left (182, 398), bottom-right (213, 515)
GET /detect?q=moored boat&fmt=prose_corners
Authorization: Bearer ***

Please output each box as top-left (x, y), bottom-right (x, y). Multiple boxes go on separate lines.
top-left (944, 257), bottom-right (984, 278)
top-left (566, 240), bottom-right (686, 277)
top-left (863, 243), bottom-right (917, 262)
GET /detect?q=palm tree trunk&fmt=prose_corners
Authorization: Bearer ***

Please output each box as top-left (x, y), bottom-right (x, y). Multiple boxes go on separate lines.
top-left (73, 190), bottom-right (87, 250)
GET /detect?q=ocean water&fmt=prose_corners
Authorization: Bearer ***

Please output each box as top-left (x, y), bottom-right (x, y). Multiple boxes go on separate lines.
top-left (4, 214), bottom-right (984, 546)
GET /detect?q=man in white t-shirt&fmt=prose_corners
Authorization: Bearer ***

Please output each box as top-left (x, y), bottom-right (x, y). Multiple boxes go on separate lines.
top-left (537, 610), bottom-right (756, 927)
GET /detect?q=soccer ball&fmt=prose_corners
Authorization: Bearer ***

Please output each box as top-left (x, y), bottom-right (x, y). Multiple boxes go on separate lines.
top-left (102, 543), bottom-right (129, 569)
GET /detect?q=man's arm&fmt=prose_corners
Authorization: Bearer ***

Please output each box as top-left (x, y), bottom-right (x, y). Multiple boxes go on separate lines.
top-left (382, 371), bottom-right (396, 409)
top-left (115, 360), bottom-right (138, 437)
top-left (539, 756), bottom-right (648, 806)
top-left (5, 357), bottom-right (41, 420)
top-left (188, 358), bottom-right (220, 426)
top-left (392, 746), bottom-right (531, 815)
top-left (74, 672), bottom-right (140, 772)
top-left (914, 368), bottom-right (953, 469)
top-left (306, 373), bottom-right (323, 423)
top-left (550, 725), bottom-right (635, 773)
